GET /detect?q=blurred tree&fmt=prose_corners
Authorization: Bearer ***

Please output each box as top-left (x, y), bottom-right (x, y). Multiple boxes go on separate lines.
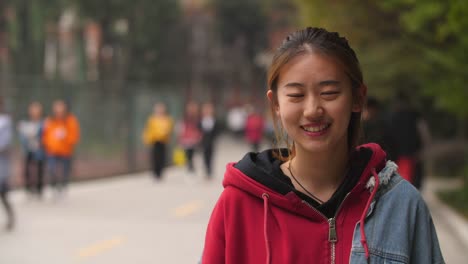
top-left (294, 0), bottom-right (468, 120)
top-left (76, 0), bottom-right (184, 86)
top-left (212, 0), bottom-right (267, 58)
top-left (379, 0), bottom-right (468, 118)
top-left (1, 0), bottom-right (184, 86)
top-left (3, 0), bottom-right (63, 76)
top-left (210, 0), bottom-right (268, 90)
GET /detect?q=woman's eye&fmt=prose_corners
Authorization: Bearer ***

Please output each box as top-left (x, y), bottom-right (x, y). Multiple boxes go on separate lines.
top-left (321, 91), bottom-right (340, 98)
top-left (287, 94), bottom-right (304, 98)
top-left (321, 91), bottom-right (339, 95)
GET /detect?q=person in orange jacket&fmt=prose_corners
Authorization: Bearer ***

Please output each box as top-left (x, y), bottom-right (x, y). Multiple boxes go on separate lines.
top-left (42, 100), bottom-right (80, 194)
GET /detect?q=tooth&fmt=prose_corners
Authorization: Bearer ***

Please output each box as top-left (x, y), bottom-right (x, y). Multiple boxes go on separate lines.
top-left (304, 125), bottom-right (329, 132)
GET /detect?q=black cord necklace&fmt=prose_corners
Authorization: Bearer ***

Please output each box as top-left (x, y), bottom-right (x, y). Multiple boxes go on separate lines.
top-left (287, 160), bottom-right (325, 204)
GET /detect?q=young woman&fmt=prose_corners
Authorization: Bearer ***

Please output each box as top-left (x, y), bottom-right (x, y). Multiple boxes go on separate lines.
top-left (178, 101), bottom-right (202, 176)
top-left (244, 105), bottom-right (266, 152)
top-left (142, 102), bottom-right (174, 180)
top-left (18, 101), bottom-right (46, 197)
top-left (202, 27), bottom-right (444, 264)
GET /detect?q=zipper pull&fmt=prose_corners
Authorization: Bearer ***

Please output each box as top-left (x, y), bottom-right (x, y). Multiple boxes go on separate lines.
top-left (328, 218), bottom-right (337, 242)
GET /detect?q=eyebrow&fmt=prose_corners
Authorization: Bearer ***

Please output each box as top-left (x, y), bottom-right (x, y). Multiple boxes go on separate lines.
top-left (319, 80), bottom-right (340, 86)
top-left (284, 80), bottom-right (340, 88)
top-left (284, 82), bottom-right (305, 88)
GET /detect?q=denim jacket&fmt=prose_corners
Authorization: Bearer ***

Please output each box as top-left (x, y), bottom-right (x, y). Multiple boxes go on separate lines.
top-left (350, 161), bottom-right (445, 264)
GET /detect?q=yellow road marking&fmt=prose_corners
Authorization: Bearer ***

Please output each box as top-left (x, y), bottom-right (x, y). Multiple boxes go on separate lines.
top-left (172, 200), bottom-right (203, 218)
top-left (77, 236), bottom-right (125, 259)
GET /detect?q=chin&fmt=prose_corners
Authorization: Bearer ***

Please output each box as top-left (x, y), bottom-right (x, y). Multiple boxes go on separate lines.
top-left (298, 142), bottom-right (331, 154)
top-left (297, 136), bottom-right (348, 155)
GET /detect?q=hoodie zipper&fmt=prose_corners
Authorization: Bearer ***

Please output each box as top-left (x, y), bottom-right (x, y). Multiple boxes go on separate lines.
top-left (302, 193), bottom-right (350, 264)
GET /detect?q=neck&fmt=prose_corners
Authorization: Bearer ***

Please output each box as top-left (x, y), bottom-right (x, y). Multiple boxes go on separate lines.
top-left (286, 143), bottom-right (350, 201)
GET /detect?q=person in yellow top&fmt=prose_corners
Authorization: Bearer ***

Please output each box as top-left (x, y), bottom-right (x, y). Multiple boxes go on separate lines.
top-left (142, 102), bottom-right (174, 180)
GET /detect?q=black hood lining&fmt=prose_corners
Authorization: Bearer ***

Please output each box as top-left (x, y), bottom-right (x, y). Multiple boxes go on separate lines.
top-left (234, 148), bottom-right (373, 218)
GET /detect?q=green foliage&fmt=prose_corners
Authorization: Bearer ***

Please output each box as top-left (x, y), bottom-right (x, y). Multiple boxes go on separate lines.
top-left (294, 0), bottom-right (468, 118)
top-left (76, 0), bottom-right (182, 83)
top-left (3, 0), bottom-right (182, 83)
top-left (211, 0), bottom-right (268, 57)
top-left (384, 0), bottom-right (468, 118)
top-left (4, 0), bottom-right (65, 74)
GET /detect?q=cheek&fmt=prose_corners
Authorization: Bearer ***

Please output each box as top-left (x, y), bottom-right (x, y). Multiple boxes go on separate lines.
top-left (325, 97), bottom-right (354, 121)
top-left (278, 103), bottom-right (300, 126)
top-left (275, 97), bottom-right (286, 117)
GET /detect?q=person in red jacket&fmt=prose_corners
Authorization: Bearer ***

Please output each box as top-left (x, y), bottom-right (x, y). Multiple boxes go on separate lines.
top-left (42, 100), bottom-right (80, 195)
top-left (202, 28), bottom-right (443, 263)
top-left (244, 105), bottom-right (265, 152)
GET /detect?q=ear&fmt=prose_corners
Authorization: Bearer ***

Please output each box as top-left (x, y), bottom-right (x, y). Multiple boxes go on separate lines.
top-left (352, 84), bottom-right (367, 112)
top-left (266, 90), bottom-right (280, 115)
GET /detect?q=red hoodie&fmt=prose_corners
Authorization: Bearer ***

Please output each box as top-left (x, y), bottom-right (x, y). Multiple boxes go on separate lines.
top-left (203, 144), bottom-right (386, 264)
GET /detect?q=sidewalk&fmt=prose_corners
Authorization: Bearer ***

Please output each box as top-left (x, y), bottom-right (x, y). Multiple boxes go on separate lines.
top-left (422, 177), bottom-right (468, 261)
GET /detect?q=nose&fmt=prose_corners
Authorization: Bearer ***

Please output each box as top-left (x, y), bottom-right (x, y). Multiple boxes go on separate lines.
top-left (303, 95), bottom-right (324, 119)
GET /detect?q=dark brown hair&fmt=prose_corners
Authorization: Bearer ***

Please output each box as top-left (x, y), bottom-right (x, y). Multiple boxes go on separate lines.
top-left (268, 27), bottom-right (365, 159)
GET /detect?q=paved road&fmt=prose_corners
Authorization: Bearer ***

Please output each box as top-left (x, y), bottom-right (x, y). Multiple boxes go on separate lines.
top-left (0, 135), bottom-right (466, 263)
top-left (423, 178), bottom-right (468, 264)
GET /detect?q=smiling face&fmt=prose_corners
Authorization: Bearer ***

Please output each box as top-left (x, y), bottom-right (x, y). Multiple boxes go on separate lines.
top-left (268, 52), bottom-right (363, 155)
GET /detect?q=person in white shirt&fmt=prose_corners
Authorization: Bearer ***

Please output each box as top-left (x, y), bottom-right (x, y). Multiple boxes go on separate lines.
top-left (0, 98), bottom-right (14, 230)
top-left (17, 101), bottom-right (46, 198)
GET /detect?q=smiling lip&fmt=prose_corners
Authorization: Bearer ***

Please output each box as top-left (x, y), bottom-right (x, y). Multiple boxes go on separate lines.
top-left (301, 123), bottom-right (330, 136)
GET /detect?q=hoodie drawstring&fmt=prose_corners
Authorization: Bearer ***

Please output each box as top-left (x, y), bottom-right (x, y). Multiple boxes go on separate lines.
top-left (262, 193), bottom-right (271, 264)
top-left (360, 168), bottom-right (379, 262)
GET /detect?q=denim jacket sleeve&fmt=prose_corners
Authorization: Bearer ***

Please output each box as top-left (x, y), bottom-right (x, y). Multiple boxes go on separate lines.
top-left (350, 172), bottom-right (445, 264)
top-left (410, 189), bottom-right (445, 264)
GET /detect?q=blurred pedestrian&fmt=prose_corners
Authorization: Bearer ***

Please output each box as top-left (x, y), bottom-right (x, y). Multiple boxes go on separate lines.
top-left (226, 104), bottom-right (247, 138)
top-left (142, 102), bottom-right (174, 181)
top-left (414, 117), bottom-right (431, 190)
top-left (202, 27), bottom-right (443, 263)
top-left (17, 101), bottom-right (46, 198)
top-left (42, 100), bottom-right (80, 195)
top-left (199, 102), bottom-right (220, 179)
top-left (388, 91), bottom-right (425, 186)
top-left (362, 97), bottom-right (383, 143)
top-left (362, 96), bottom-right (395, 158)
top-left (0, 98), bottom-right (14, 230)
top-left (244, 105), bottom-right (265, 152)
top-left (178, 101), bottom-right (201, 176)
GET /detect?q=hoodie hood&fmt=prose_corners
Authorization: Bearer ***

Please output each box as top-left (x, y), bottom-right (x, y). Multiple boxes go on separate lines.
top-left (201, 144), bottom-right (399, 264)
top-left (223, 143), bottom-right (388, 218)
top-left (223, 143), bottom-right (393, 262)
